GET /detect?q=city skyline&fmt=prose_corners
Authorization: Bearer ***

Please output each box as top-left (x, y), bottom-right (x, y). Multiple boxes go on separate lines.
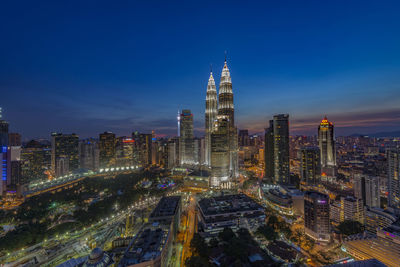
top-left (2, 1), bottom-right (400, 139)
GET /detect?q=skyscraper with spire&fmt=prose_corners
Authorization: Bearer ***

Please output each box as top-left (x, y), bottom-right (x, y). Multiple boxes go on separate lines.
top-left (207, 57), bottom-right (239, 188)
top-left (205, 70), bottom-right (217, 166)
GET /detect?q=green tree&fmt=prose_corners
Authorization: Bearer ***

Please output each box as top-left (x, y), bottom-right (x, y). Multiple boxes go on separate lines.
top-left (218, 227), bottom-right (235, 243)
top-left (338, 220), bottom-right (364, 236)
top-left (256, 225), bottom-right (277, 240)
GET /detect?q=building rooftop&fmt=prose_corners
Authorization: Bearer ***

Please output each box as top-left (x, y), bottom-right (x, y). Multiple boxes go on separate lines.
top-left (119, 224), bottom-right (169, 266)
top-left (198, 193), bottom-right (263, 216)
top-left (149, 195), bottom-right (181, 220)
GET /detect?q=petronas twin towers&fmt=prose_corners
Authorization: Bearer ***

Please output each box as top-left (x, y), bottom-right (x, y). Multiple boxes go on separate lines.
top-left (205, 60), bottom-right (238, 188)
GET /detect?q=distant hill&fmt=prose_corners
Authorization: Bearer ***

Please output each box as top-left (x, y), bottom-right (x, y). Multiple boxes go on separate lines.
top-left (350, 131), bottom-right (400, 138)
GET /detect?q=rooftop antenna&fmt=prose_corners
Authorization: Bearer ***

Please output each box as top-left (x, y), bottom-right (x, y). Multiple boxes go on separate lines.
top-left (210, 63), bottom-right (212, 73)
top-left (224, 50), bottom-right (227, 62)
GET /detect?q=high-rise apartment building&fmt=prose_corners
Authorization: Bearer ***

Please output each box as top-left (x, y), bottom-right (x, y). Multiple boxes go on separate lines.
top-left (179, 109), bottom-right (195, 165)
top-left (318, 116), bottom-right (336, 177)
top-left (387, 149), bottom-right (400, 208)
top-left (99, 132), bottom-right (116, 168)
top-left (300, 147), bottom-right (320, 185)
top-left (304, 191), bottom-right (330, 242)
top-left (51, 133), bottom-right (79, 176)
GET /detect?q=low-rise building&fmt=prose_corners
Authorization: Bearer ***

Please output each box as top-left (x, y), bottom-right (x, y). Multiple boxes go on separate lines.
top-left (118, 223), bottom-right (172, 267)
top-left (197, 194), bottom-right (265, 237)
top-left (365, 207), bottom-right (397, 235)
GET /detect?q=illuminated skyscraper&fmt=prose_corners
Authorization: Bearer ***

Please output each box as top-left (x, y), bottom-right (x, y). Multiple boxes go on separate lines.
top-left (179, 109), bottom-right (195, 165)
top-left (210, 115), bottom-right (230, 188)
top-left (79, 140), bottom-right (99, 171)
top-left (218, 59), bottom-right (238, 179)
top-left (51, 133), bottom-right (79, 175)
top-left (387, 149), bottom-right (400, 208)
top-left (205, 71), bottom-right (217, 166)
top-left (99, 132), bottom-right (116, 168)
top-left (132, 132), bottom-right (152, 167)
top-left (264, 120), bottom-right (274, 181)
top-left (0, 108), bottom-right (10, 194)
top-left (304, 191), bottom-right (330, 242)
top-left (273, 114), bottom-right (290, 184)
top-left (318, 116), bottom-right (336, 177)
top-left (300, 147), bottom-right (320, 185)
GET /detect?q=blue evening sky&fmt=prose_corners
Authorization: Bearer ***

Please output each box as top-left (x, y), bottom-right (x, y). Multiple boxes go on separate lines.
top-left (1, 1), bottom-right (400, 139)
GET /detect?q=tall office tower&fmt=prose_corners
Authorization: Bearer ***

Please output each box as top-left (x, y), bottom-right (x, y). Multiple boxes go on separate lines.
top-left (318, 116), bottom-right (336, 177)
top-left (21, 141), bottom-right (50, 184)
top-left (0, 108), bottom-right (8, 146)
top-left (210, 115), bottom-right (230, 188)
top-left (179, 109), bottom-right (195, 165)
top-left (167, 140), bottom-right (177, 169)
top-left (151, 141), bottom-right (159, 165)
top-left (354, 173), bottom-right (366, 204)
top-left (51, 133), bottom-right (79, 176)
top-left (200, 137), bottom-right (206, 165)
top-left (239, 129), bottom-right (250, 147)
top-left (365, 176), bottom-right (380, 208)
top-left (218, 60), bottom-right (238, 179)
top-left (273, 114), bottom-right (290, 184)
top-left (8, 133), bottom-right (21, 146)
top-left (264, 120), bottom-right (274, 181)
top-left (205, 71), bottom-right (217, 166)
top-left (99, 132), bottom-right (116, 168)
top-left (132, 132), bottom-right (152, 167)
top-left (79, 140), bottom-right (99, 171)
top-left (8, 133), bottom-right (22, 188)
top-left (300, 147), bottom-right (321, 185)
top-left (0, 108), bottom-right (10, 194)
top-left (115, 137), bottom-right (135, 166)
top-left (304, 191), bottom-right (330, 242)
top-left (387, 149), bottom-right (400, 208)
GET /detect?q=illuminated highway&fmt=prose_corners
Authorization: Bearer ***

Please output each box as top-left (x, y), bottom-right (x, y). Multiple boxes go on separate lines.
top-left (180, 194), bottom-right (197, 266)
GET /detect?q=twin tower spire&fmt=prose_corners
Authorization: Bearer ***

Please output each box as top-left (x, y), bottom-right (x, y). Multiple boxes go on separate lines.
top-left (205, 59), bottom-right (235, 167)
